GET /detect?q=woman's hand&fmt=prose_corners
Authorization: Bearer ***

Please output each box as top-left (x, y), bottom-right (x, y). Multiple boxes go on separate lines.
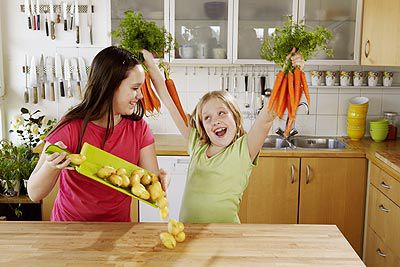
top-left (158, 168), bottom-right (170, 192)
top-left (44, 141), bottom-right (74, 171)
top-left (287, 47), bottom-right (305, 69)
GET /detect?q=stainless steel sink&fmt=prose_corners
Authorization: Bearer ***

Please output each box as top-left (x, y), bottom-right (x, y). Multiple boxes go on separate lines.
top-left (263, 136), bottom-right (347, 150)
top-left (291, 137), bottom-right (346, 149)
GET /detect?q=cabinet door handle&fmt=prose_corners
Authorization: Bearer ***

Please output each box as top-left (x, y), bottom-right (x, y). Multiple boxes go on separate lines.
top-left (290, 165), bottom-right (295, 184)
top-left (306, 165), bottom-right (311, 184)
top-left (379, 204), bottom-right (390, 213)
top-left (376, 248), bottom-right (387, 257)
top-left (365, 40), bottom-right (370, 58)
top-left (380, 181), bottom-right (391, 189)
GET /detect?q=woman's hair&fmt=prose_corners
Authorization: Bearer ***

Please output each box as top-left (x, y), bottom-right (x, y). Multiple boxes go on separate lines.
top-left (48, 46), bottom-right (143, 153)
top-left (189, 91), bottom-right (245, 145)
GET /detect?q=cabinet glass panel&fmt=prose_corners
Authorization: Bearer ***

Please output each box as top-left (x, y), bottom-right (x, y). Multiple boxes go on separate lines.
top-left (111, 0), bottom-right (165, 44)
top-left (174, 0), bottom-right (229, 59)
top-left (304, 0), bottom-right (357, 60)
top-left (238, 0), bottom-right (293, 59)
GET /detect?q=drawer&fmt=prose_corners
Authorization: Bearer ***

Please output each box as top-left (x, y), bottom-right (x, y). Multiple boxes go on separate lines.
top-left (365, 226), bottom-right (400, 267)
top-left (370, 163), bottom-right (400, 207)
top-left (368, 185), bottom-right (400, 257)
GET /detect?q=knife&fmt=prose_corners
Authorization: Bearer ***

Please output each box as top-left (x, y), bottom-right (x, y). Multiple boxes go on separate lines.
top-left (78, 57), bottom-right (87, 89)
top-left (64, 58), bottom-right (73, 97)
top-left (88, 1), bottom-right (93, 45)
top-left (30, 0), bottom-right (36, 30)
top-left (71, 58), bottom-right (82, 99)
top-left (24, 55), bottom-right (29, 103)
top-left (44, 5), bottom-right (49, 36)
top-left (55, 53), bottom-right (65, 97)
top-left (36, 0), bottom-right (40, 30)
top-left (49, 0), bottom-right (56, 39)
top-left (24, 0), bottom-right (32, 30)
top-left (62, 1), bottom-right (68, 31)
top-left (70, 2), bottom-right (74, 30)
top-left (75, 0), bottom-right (80, 44)
top-left (38, 54), bottom-right (46, 99)
top-left (29, 56), bottom-right (38, 104)
top-left (45, 56), bottom-right (55, 101)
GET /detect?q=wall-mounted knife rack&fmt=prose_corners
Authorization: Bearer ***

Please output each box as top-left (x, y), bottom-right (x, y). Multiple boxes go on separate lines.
top-left (20, 4), bottom-right (90, 14)
top-left (22, 65), bottom-right (89, 75)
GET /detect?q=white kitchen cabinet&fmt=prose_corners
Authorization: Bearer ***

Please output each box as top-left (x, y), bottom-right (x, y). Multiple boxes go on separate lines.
top-left (139, 156), bottom-right (189, 222)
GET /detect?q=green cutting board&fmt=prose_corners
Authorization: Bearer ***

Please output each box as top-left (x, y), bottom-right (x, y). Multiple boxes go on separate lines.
top-left (45, 142), bottom-right (158, 208)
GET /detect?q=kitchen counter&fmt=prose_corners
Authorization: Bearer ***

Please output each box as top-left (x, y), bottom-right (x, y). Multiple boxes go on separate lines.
top-left (0, 222), bottom-right (364, 266)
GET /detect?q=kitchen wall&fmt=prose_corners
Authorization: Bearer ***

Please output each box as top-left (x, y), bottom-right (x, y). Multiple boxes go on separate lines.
top-left (1, 0), bottom-right (399, 144)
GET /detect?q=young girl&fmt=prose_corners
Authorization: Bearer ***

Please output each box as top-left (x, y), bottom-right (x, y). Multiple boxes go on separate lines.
top-left (143, 50), bottom-right (303, 223)
top-left (28, 46), bottom-right (168, 222)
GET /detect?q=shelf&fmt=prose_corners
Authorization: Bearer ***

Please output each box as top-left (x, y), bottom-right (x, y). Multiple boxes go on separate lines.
top-left (0, 195), bottom-right (40, 204)
top-left (309, 85), bottom-right (400, 89)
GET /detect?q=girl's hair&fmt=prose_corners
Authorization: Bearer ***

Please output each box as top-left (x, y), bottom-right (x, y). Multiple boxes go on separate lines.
top-left (189, 91), bottom-right (245, 145)
top-left (48, 46), bottom-right (144, 153)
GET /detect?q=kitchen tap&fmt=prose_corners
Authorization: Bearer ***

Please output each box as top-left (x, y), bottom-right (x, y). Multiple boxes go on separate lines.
top-left (275, 102), bottom-right (309, 139)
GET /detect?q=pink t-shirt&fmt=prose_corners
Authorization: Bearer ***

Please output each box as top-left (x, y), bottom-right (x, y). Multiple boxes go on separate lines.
top-left (45, 118), bottom-right (154, 222)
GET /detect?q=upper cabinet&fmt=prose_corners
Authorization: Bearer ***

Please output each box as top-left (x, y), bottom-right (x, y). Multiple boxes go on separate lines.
top-left (361, 0), bottom-right (400, 66)
top-left (110, 0), bottom-right (363, 65)
top-left (299, 0), bottom-right (362, 65)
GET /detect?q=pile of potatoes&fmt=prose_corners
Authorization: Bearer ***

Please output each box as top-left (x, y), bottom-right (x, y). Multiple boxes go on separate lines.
top-left (96, 166), bottom-right (169, 219)
top-left (159, 219), bottom-right (186, 249)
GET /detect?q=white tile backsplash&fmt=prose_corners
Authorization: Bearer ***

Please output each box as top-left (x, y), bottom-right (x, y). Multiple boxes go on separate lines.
top-left (150, 67), bottom-right (400, 137)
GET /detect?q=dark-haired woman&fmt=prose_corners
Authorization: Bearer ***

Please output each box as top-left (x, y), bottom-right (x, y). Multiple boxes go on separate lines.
top-left (28, 46), bottom-right (169, 222)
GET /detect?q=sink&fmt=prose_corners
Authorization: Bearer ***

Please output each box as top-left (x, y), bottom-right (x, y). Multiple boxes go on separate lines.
top-left (290, 137), bottom-right (347, 149)
top-left (263, 136), bottom-right (347, 149)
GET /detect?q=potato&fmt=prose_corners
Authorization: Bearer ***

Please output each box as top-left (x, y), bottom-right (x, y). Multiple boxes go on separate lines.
top-left (159, 232), bottom-right (176, 249)
top-left (131, 168), bottom-right (145, 178)
top-left (97, 166), bottom-right (116, 179)
top-left (174, 231), bottom-right (186, 243)
top-left (108, 174), bottom-right (123, 187)
top-left (149, 181), bottom-right (163, 201)
top-left (168, 219), bottom-right (180, 236)
top-left (156, 197), bottom-right (168, 209)
top-left (116, 167), bottom-right (127, 176)
top-left (159, 206), bottom-right (169, 220)
top-left (141, 174), bottom-right (152, 185)
top-left (129, 173), bottom-right (141, 186)
top-left (151, 174), bottom-right (159, 183)
top-left (120, 174), bottom-right (130, 187)
top-left (66, 154), bottom-right (86, 165)
top-left (131, 183), bottom-right (150, 200)
top-left (176, 222), bottom-right (184, 233)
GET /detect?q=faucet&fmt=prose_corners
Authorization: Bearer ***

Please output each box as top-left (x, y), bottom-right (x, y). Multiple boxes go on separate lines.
top-left (275, 102), bottom-right (310, 139)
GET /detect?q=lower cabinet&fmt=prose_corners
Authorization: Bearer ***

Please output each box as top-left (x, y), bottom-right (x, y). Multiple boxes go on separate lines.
top-left (240, 156), bottom-right (367, 257)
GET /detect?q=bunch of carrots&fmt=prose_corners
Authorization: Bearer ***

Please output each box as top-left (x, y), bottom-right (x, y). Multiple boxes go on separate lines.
top-left (141, 63), bottom-right (188, 127)
top-left (267, 67), bottom-right (310, 136)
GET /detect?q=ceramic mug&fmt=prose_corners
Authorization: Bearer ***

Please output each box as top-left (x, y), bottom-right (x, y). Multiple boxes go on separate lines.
top-left (368, 71), bottom-right (378, 86)
top-left (179, 45), bottom-right (194, 59)
top-left (353, 71), bottom-right (364, 86)
top-left (212, 47), bottom-right (226, 59)
top-left (340, 71), bottom-right (351, 86)
top-left (325, 71), bottom-right (336, 86)
top-left (311, 71), bottom-right (323, 86)
top-left (383, 71), bottom-right (393, 87)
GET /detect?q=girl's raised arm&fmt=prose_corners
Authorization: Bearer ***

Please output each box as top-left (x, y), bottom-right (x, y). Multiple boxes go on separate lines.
top-left (142, 50), bottom-right (191, 141)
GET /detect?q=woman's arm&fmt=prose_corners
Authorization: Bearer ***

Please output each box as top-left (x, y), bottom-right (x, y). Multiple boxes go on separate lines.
top-left (27, 141), bottom-right (72, 202)
top-left (138, 143), bottom-right (170, 191)
top-left (142, 50), bottom-right (191, 141)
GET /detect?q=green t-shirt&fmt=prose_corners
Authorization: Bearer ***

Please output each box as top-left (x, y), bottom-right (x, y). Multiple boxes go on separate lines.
top-left (179, 128), bottom-right (257, 223)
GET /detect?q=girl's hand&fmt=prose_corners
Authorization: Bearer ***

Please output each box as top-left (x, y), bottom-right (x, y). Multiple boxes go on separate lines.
top-left (44, 141), bottom-right (74, 171)
top-left (142, 49), bottom-right (155, 63)
top-left (286, 47), bottom-right (305, 69)
top-left (158, 168), bottom-right (170, 191)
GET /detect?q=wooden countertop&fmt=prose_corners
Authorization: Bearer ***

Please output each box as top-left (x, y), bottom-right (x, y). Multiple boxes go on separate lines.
top-left (0, 222), bottom-right (364, 266)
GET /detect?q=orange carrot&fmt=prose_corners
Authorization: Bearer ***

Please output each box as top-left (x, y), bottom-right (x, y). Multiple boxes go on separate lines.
top-left (145, 73), bottom-right (161, 112)
top-left (141, 81), bottom-right (152, 114)
top-left (276, 75), bottom-right (288, 118)
top-left (165, 79), bottom-right (188, 126)
top-left (268, 71), bottom-right (285, 111)
top-left (300, 71), bottom-right (310, 105)
top-left (287, 71), bottom-right (295, 117)
top-left (294, 68), bottom-right (302, 106)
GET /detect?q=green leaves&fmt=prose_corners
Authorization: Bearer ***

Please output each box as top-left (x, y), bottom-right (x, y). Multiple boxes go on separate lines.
top-left (112, 11), bottom-right (174, 61)
top-left (260, 16), bottom-right (333, 72)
